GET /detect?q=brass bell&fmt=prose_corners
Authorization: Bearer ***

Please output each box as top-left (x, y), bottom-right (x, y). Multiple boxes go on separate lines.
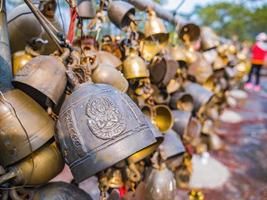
top-left (12, 55), bottom-right (67, 107)
top-left (144, 164), bottom-right (176, 200)
top-left (159, 129), bottom-right (185, 161)
top-left (92, 64), bottom-right (129, 92)
top-left (184, 82), bottom-right (214, 112)
top-left (144, 9), bottom-right (168, 43)
top-left (128, 117), bottom-right (163, 163)
top-left (172, 110), bottom-right (192, 136)
top-left (149, 57), bottom-right (178, 86)
top-left (183, 117), bottom-right (201, 142)
top-left (168, 45), bottom-right (187, 62)
top-left (179, 23), bottom-right (200, 44)
top-left (108, 1), bottom-right (135, 29)
top-left (12, 50), bottom-right (33, 76)
top-left (123, 50), bottom-right (149, 79)
top-left (33, 181), bottom-right (92, 200)
top-left (0, 89), bottom-right (54, 167)
top-left (170, 92), bottom-right (194, 112)
top-left (7, 4), bottom-right (43, 53)
top-left (151, 85), bottom-right (171, 105)
top-left (77, 0), bottom-right (96, 19)
top-left (187, 53), bottom-right (213, 84)
top-left (96, 50), bottom-right (122, 69)
top-left (140, 38), bottom-right (162, 62)
top-left (0, 141), bottom-right (64, 186)
top-left (141, 104), bottom-right (174, 133)
top-left (200, 26), bottom-right (220, 50)
top-left (56, 83), bottom-right (156, 182)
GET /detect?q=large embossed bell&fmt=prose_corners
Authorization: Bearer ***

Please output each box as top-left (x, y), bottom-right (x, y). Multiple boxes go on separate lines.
top-left (144, 164), bottom-right (176, 200)
top-left (12, 50), bottom-right (33, 76)
top-left (56, 83), bottom-right (156, 182)
top-left (33, 182), bottom-right (92, 200)
top-left (128, 117), bottom-right (163, 163)
top-left (0, 89), bottom-right (54, 167)
top-left (200, 26), bottom-right (220, 51)
top-left (92, 64), bottom-right (129, 92)
top-left (144, 9), bottom-right (168, 43)
top-left (123, 50), bottom-right (149, 79)
top-left (7, 4), bottom-right (42, 53)
top-left (12, 55), bottom-right (67, 107)
top-left (0, 141), bottom-right (64, 186)
top-left (184, 82), bottom-right (214, 112)
top-left (77, 0), bottom-right (96, 19)
top-left (108, 1), bottom-right (135, 29)
top-left (149, 57), bottom-right (178, 87)
top-left (179, 23), bottom-right (200, 44)
top-left (170, 92), bottom-right (194, 112)
top-left (141, 105), bottom-right (174, 133)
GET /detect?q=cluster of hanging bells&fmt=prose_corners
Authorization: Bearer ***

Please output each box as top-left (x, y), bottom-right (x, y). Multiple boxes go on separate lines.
top-left (0, 0), bottom-right (249, 199)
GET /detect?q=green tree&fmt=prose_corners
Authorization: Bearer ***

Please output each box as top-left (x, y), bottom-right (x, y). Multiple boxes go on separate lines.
top-left (197, 2), bottom-right (267, 42)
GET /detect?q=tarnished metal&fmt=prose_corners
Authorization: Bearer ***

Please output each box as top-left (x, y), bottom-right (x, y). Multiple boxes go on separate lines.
top-left (200, 26), bottom-right (220, 51)
top-left (183, 117), bottom-right (201, 141)
top-left (92, 64), bottom-right (129, 92)
top-left (0, 0), bottom-right (13, 92)
top-left (172, 110), bottom-right (192, 137)
top-left (12, 50), bottom-right (33, 75)
top-left (0, 89), bottom-right (54, 167)
top-left (144, 165), bottom-right (176, 200)
top-left (152, 85), bottom-right (171, 104)
top-left (179, 23), bottom-right (200, 43)
top-left (159, 129), bottom-right (185, 160)
top-left (128, 117), bottom-right (163, 163)
top-left (77, 0), bottom-right (96, 19)
top-left (123, 50), bottom-right (149, 79)
top-left (56, 83), bottom-right (156, 182)
top-left (96, 50), bottom-right (122, 68)
top-left (108, 1), bottom-right (135, 29)
top-left (184, 82), bottom-right (214, 112)
top-left (170, 92), bottom-right (194, 112)
top-left (12, 55), bottom-right (67, 107)
top-left (149, 57), bottom-right (178, 86)
top-left (33, 181), bottom-right (92, 200)
top-left (140, 38), bottom-right (162, 62)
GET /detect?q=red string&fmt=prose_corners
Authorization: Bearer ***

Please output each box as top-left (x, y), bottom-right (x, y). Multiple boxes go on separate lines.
top-left (67, 7), bottom-right (77, 44)
top-left (119, 186), bottom-right (127, 197)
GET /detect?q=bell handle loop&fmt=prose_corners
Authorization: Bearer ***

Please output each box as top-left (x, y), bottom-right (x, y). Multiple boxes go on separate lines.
top-left (0, 171), bottom-right (17, 186)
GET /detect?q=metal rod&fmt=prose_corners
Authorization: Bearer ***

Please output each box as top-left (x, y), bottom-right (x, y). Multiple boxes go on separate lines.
top-left (0, 0), bottom-right (13, 92)
top-left (0, 171), bottom-right (16, 185)
top-left (125, 0), bottom-right (180, 25)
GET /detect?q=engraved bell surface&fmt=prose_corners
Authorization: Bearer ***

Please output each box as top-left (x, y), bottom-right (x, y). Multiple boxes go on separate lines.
top-left (56, 83), bottom-right (156, 182)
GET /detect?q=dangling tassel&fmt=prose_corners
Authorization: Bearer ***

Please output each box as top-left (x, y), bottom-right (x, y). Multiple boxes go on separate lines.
top-left (67, 7), bottom-right (77, 44)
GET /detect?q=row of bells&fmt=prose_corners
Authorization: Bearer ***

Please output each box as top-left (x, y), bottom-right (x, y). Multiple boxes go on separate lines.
top-left (0, 0), bottom-right (249, 199)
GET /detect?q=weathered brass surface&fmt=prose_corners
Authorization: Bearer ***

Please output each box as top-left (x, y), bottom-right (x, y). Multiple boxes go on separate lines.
top-left (0, 89), bottom-right (54, 167)
top-left (179, 23), bottom-right (200, 43)
top-left (172, 110), bottom-right (192, 136)
top-left (7, 141), bottom-right (64, 185)
top-left (92, 64), bottom-right (129, 92)
top-left (168, 45), bottom-right (187, 62)
top-left (96, 50), bottom-right (122, 68)
top-left (56, 83), bottom-right (156, 182)
top-left (33, 181), bottom-right (92, 200)
top-left (108, 1), bottom-right (135, 28)
top-left (12, 51), bottom-right (33, 75)
top-left (170, 92), bottom-right (194, 112)
top-left (12, 55), bottom-right (67, 107)
top-left (77, 0), bottom-right (96, 19)
top-left (123, 50), bottom-right (149, 79)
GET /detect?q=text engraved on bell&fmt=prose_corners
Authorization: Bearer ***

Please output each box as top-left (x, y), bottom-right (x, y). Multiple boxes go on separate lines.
top-left (63, 110), bottom-right (86, 157)
top-left (86, 96), bottom-right (126, 140)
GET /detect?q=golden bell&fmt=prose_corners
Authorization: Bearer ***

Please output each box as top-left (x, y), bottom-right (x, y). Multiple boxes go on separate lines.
top-left (179, 23), bottom-right (200, 43)
top-left (0, 141), bottom-right (64, 186)
top-left (108, 1), bottom-right (135, 29)
top-left (141, 105), bottom-right (174, 133)
top-left (168, 45), bottom-right (187, 62)
top-left (123, 50), bottom-right (149, 79)
top-left (187, 53), bottom-right (213, 84)
top-left (96, 50), bottom-right (122, 68)
top-left (0, 89), bottom-right (54, 167)
top-left (170, 92), bottom-right (194, 112)
top-left (12, 50), bottom-right (33, 76)
top-left (33, 181), bottom-right (93, 200)
top-left (12, 55), bottom-right (67, 107)
top-left (92, 64), bottom-right (129, 92)
top-left (200, 26), bottom-right (220, 50)
top-left (128, 117), bottom-right (163, 163)
top-left (144, 164), bottom-right (176, 200)
top-left (144, 9), bottom-right (169, 43)
top-left (77, 0), bottom-right (96, 19)
top-left (140, 38), bottom-right (162, 62)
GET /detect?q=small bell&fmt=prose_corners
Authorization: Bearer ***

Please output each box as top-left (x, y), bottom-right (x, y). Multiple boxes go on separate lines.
top-left (200, 26), bottom-right (220, 51)
top-left (179, 23), bottom-right (201, 44)
top-left (170, 92), bottom-right (194, 112)
top-left (12, 50), bottom-right (33, 76)
top-left (77, 0), bottom-right (96, 19)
